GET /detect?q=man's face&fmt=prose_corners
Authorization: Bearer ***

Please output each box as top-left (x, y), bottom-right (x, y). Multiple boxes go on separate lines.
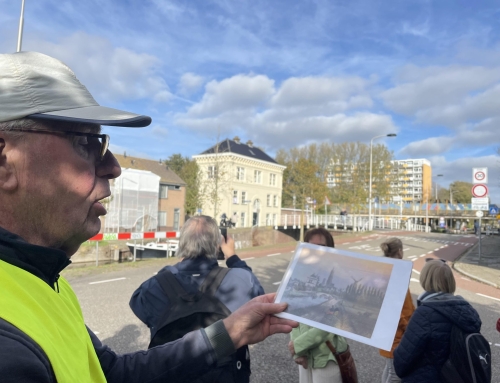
top-left (13, 123), bottom-right (121, 255)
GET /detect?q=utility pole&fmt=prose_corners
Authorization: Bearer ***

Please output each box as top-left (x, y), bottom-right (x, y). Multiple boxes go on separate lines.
top-left (17, 0), bottom-right (26, 52)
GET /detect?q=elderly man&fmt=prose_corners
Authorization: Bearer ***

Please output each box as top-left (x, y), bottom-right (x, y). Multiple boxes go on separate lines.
top-left (130, 215), bottom-right (264, 382)
top-left (0, 51), bottom-right (296, 382)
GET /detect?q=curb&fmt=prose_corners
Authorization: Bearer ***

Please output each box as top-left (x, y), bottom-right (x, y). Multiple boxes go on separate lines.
top-left (452, 242), bottom-right (500, 289)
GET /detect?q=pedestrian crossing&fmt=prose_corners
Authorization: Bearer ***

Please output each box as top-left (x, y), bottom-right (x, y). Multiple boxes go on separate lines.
top-left (370, 234), bottom-right (474, 247)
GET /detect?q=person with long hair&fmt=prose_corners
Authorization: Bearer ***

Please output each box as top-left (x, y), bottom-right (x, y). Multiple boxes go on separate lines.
top-left (288, 228), bottom-right (348, 383)
top-left (393, 260), bottom-right (482, 382)
top-left (378, 238), bottom-right (415, 383)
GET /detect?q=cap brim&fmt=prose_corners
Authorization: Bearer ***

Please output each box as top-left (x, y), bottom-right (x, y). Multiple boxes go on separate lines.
top-left (28, 105), bottom-right (151, 128)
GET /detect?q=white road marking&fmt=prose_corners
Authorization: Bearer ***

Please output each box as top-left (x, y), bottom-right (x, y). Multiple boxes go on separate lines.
top-left (89, 277), bottom-right (126, 285)
top-left (410, 278), bottom-right (420, 283)
top-left (476, 293), bottom-right (500, 302)
top-left (427, 251), bottom-right (433, 254)
top-left (412, 269), bottom-right (420, 274)
top-left (242, 257), bottom-right (255, 260)
top-left (420, 254), bottom-right (427, 257)
top-left (153, 272), bottom-right (158, 275)
top-left (272, 281), bottom-right (281, 285)
top-left (267, 253), bottom-right (281, 257)
top-left (434, 248), bottom-right (440, 251)
top-left (411, 258), bottom-right (418, 262)
top-left (495, 344), bottom-right (500, 348)
top-left (408, 256), bottom-right (417, 259)
top-left (461, 277), bottom-right (471, 281)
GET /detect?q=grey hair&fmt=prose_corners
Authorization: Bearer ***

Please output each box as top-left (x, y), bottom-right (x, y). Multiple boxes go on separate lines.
top-left (176, 215), bottom-right (221, 260)
top-left (0, 118), bottom-right (40, 139)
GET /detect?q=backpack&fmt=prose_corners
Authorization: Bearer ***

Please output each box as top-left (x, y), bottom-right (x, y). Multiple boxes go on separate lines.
top-left (440, 324), bottom-right (491, 383)
top-left (148, 267), bottom-right (250, 383)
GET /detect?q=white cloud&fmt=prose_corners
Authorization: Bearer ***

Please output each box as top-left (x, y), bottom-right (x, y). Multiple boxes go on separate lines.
top-left (382, 65), bottom-right (500, 124)
top-left (174, 73), bottom-right (394, 148)
top-left (400, 137), bottom-right (455, 157)
top-left (184, 74), bottom-right (275, 117)
top-left (177, 72), bottom-right (205, 96)
top-left (25, 32), bottom-right (172, 104)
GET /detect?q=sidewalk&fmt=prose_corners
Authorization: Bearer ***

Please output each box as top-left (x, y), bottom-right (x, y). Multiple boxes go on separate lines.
top-left (454, 235), bottom-right (500, 289)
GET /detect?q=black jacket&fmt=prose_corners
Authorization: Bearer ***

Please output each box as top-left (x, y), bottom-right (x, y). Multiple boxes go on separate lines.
top-left (393, 292), bottom-right (482, 383)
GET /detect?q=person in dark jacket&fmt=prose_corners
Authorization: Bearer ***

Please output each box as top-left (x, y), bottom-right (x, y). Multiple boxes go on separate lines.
top-left (130, 215), bottom-right (264, 382)
top-left (393, 260), bottom-right (482, 383)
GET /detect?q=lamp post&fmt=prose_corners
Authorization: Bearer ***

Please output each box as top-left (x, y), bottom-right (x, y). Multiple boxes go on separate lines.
top-left (369, 133), bottom-right (397, 230)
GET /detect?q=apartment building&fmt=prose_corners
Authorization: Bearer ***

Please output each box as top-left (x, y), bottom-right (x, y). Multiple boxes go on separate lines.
top-left (326, 158), bottom-right (432, 204)
top-left (391, 158), bottom-right (432, 203)
top-left (193, 137), bottom-right (286, 227)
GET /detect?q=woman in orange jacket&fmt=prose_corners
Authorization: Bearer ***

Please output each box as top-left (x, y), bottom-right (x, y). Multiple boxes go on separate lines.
top-left (379, 238), bottom-right (415, 383)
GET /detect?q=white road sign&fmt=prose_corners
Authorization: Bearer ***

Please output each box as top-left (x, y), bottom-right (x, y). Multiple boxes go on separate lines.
top-left (471, 197), bottom-right (489, 211)
top-left (476, 211), bottom-right (484, 218)
top-left (471, 184), bottom-right (488, 198)
top-left (472, 168), bottom-right (488, 184)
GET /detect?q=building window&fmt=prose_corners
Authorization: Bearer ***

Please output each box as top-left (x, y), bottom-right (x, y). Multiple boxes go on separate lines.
top-left (159, 185), bottom-right (168, 199)
top-left (158, 211), bottom-right (167, 227)
top-left (233, 190), bottom-right (238, 204)
top-left (208, 165), bottom-right (218, 179)
top-left (273, 214), bottom-right (277, 226)
top-left (241, 191), bottom-right (247, 203)
top-left (254, 170), bottom-right (262, 184)
top-left (236, 167), bottom-right (245, 181)
top-left (240, 212), bottom-right (246, 227)
top-left (266, 213), bottom-right (270, 225)
top-left (267, 194), bottom-right (271, 207)
top-left (270, 173), bottom-right (276, 186)
top-left (173, 209), bottom-right (180, 231)
top-left (273, 195), bottom-right (278, 207)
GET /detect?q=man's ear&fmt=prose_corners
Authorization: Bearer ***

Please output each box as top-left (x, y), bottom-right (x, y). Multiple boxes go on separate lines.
top-left (0, 137), bottom-right (19, 192)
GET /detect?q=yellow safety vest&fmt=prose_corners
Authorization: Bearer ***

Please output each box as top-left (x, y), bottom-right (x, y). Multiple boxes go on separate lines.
top-left (0, 259), bottom-right (107, 382)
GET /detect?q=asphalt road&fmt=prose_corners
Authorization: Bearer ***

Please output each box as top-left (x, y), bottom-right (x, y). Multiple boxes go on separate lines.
top-left (67, 232), bottom-right (500, 383)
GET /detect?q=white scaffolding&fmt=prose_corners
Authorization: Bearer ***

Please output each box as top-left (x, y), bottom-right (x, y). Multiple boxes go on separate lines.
top-left (105, 168), bottom-right (160, 232)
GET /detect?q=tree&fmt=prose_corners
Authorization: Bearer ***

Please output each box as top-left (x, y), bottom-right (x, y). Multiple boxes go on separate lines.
top-left (439, 181), bottom-right (473, 204)
top-left (165, 154), bottom-right (202, 216)
top-left (278, 156), bottom-right (328, 240)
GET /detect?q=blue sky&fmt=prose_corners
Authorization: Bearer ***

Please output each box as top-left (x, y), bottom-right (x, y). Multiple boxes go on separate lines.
top-left (2, 0), bottom-right (500, 201)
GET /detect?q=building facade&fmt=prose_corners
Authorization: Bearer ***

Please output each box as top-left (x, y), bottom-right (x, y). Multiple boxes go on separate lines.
top-left (107, 154), bottom-right (186, 232)
top-left (326, 157), bottom-right (432, 204)
top-left (391, 158), bottom-right (432, 203)
top-left (193, 137), bottom-right (286, 227)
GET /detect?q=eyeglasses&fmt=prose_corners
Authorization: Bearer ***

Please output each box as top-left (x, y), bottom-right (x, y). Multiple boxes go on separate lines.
top-left (7, 128), bottom-right (110, 161)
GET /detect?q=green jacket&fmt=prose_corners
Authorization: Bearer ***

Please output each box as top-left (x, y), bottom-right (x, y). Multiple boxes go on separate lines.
top-left (290, 323), bottom-right (348, 369)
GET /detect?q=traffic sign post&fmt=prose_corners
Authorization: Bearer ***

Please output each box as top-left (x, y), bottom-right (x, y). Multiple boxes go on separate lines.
top-left (489, 207), bottom-right (498, 216)
top-left (476, 211), bottom-right (483, 263)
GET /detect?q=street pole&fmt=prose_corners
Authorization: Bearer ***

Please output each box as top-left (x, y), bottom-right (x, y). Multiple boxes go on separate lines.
top-left (17, 0), bottom-right (26, 52)
top-left (368, 133), bottom-right (396, 230)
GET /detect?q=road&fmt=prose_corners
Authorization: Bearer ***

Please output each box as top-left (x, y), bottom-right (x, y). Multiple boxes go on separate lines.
top-left (67, 232), bottom-right (500, 383)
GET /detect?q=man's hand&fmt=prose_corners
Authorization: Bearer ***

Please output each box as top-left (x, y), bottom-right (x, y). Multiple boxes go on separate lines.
top-left (294, 356), bottom-right (308, 369)
top-left (222, 293), bottom-right (298, 349)
top-left (220, 234), bottom-right (236, 258)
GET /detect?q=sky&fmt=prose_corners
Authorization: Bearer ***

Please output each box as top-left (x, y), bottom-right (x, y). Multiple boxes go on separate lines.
top-left (2, 0), bottom-right (500, 202)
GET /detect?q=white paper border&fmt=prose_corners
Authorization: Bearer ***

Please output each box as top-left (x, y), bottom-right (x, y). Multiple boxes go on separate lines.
top-left (274, 243), bottom-right (413, 351)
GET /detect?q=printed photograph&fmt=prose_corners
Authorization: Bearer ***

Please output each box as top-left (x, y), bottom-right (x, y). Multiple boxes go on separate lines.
top-left (281, 246), bottom-right (393, 338)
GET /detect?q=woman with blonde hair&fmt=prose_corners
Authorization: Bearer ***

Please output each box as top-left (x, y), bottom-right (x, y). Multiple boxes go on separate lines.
top-left (288, 228), bottom-right (349, 383)
top-left (378, 238), bottom-right (415, 383)
top-left (393, 260), bottom-right (482, 382)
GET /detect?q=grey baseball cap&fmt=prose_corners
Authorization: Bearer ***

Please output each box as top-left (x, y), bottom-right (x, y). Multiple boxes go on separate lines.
top-left (0, 51), bottom-right (151, 127)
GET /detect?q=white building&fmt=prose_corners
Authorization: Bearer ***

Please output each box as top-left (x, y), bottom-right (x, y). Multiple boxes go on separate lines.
top-left (193, 137), bottom-right (286, 227)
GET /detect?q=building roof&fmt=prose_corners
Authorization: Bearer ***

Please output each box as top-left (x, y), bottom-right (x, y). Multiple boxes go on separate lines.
top-left (199, 138), bottom-right (278, 164)
top-left (114, 154), bottom-right (186, 186)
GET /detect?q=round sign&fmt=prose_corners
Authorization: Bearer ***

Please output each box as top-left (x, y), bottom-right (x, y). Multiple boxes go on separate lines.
top-left (472, 184), bottom-right (488, 198)
top-left (476, 211), bottom-right (484, 218)
top-left (475, 171), bottom-right (486, 181)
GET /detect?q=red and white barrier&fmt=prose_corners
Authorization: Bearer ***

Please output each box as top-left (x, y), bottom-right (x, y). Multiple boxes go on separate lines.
top-left (89, 231), bottom-right (180, 241)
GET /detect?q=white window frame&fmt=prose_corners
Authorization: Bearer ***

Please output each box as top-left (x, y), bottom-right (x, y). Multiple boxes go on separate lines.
top-left (254, 170), bottom-right (262, 184)
top-left (267, 194), bottom-right (271, 207)
top-left (159, 185), bottom-right (168, 199)
top-left (233, 190), bottom-right (238, 204)
top-left (273, 195), bottom-right (278, 207)
top-left (236, 167), bottom-right (245, 181)
top-left (158, 211), bottom-right (167, 227)
top-left (269, 173), bottom-right (276, 186)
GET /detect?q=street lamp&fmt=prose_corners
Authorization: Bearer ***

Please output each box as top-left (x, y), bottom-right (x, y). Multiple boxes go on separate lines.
top-left (369, 133), bottom-right (397, 230)
top-left (435, 174), bottom-right (443, 201)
